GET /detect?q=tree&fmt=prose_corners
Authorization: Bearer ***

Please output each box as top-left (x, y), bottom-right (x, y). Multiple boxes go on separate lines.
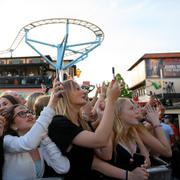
top-left (115, 73), bottom-right (132, 98)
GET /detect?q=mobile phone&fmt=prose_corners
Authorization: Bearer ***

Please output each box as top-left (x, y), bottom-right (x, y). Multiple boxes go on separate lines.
top-left (56, 69), bottom-right (60, 81)
top-left (56, 69), bottom-right (64, 98)
top-left (112, 67), bottom-right (115, 80)
top-left (133, 153), bottom-right (145, 167)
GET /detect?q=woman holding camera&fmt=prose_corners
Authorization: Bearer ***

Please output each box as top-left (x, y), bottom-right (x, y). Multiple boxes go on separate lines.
top-left (2, 78), bottom-right (70, 180)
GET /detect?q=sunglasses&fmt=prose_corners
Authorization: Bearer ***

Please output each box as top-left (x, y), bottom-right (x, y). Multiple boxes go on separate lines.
top-left (13, 110), bottom-right (35, 119)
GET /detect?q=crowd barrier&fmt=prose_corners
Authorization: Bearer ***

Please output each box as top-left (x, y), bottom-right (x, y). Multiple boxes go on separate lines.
top-left (36, 178), bottom-right (63, 180)
top-left (148, 165), bottom-right (172, 180)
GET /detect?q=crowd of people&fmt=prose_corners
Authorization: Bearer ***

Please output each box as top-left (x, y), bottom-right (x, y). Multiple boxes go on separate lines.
top-left (0, 76), bottom-right (179, 180)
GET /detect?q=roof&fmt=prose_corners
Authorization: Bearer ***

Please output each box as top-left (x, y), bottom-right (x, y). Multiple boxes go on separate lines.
top-left (0, 88), bottom-right (44, 97)
top-left (128, 52), bottom-right (180, 71)
top-left (0, 55), bottom-right (53, 61)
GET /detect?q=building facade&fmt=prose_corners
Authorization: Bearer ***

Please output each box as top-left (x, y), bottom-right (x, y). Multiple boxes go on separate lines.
top-left (0, 55), bottom-right (78, 97)
top-left (128, 52), bottom-right (180, 131)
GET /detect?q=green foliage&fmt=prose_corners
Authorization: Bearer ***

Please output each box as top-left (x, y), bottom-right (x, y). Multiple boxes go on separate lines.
top-left (102, 73), bottom-right (132, 98)
top-left (115, 73), bottom-right (132, 98)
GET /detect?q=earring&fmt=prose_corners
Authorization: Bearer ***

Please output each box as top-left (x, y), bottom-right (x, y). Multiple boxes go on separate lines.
top-left (14, 127), bottom-right (18, 131)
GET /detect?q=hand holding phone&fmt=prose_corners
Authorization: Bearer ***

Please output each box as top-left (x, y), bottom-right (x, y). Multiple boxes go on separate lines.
top-left (112, 67), bottom-right (116, 84)
top-left (55, 69), bottom-right (64, 98)
top-left (132, 153), bottom-right (145, 167)
top-left (56, 69), bottom-right (60, 81)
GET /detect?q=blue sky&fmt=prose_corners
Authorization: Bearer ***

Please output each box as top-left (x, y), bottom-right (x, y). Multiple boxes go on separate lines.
top-left (1, 0), bottom-right (180, 86)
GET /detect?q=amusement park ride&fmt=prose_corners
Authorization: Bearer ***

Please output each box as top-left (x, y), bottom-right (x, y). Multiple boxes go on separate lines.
top-left (0, 18), bottom-right (104, 92)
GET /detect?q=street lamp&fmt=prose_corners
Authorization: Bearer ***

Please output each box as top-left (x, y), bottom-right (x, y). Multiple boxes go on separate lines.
top-left (76, 68), bottom-right (81, 78)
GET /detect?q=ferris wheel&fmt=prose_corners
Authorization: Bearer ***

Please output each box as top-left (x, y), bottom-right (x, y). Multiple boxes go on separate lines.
top-left (0, 18), bottom-right (104, 80)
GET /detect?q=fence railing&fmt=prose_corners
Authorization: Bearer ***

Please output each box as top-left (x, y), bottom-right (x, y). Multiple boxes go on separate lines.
top-left (148, 165), bottom-right (172, 180)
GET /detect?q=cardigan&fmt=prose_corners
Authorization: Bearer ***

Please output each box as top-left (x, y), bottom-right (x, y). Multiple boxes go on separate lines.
top-left (3, 136), bottom-right (70, 180)
top-left (3, 106), bottom-right (70, 180)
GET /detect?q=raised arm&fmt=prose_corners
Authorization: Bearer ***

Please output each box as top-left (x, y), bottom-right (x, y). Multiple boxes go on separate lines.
top-left (133, 127), bottom-right (151, 167)
top-left (4, 78), bottom-right (63, 152)
top-left (94, 131), bottom-right (114, 161)
top-left (73, 80), bottom-right (121, 148)
top-left (92, 156), bottom-right (149, 180)
top-left (92, 82), bottom-right (107, 115)
top-left (40, 135), bottom-right (70, 174)
top-left (138, 105), bottom-right (172, 157)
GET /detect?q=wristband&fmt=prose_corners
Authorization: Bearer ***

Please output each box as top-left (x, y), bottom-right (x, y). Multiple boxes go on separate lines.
top-left (125, 170), bottom-right (128, 180)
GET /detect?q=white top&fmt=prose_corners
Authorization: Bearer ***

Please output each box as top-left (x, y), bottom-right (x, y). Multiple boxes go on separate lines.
top-left (4, 106), bottom-right (55, 152)
top-left (3, 106), bottom-right (70, 180)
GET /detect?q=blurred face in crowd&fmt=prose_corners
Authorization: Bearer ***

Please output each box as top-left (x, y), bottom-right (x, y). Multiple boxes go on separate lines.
top-left (99, 99), bottom-right (106, 111)
top-left (132, 102), bottom-right (147, 121)
top-left (0, 97), bottom-right (14, 109)
top-left (10, 92), bottom-right (26, 105)
top-left (80, 102), bottom-right (98, 122)
top-left (3, 91), bottom-right (26, 105)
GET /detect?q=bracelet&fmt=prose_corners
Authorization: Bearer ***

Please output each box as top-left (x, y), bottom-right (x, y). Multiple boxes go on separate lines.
top-left (125, 170), bottom-right (128, 180)
top-left (153, 124), bottom-right (162, 129)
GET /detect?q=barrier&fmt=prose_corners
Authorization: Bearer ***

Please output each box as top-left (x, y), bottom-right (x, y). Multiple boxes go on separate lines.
top-left (148, 165), bottom-right (172, 180)
top-left (36, 178), bottom-right (63, 180)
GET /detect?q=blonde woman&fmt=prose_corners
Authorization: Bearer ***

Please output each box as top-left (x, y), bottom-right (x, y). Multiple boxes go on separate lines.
top-left (48, 79), bottom-right (122, 179)
top-left (48, 79), bottom-right (149, 180)
top-left (111, 98), bottom-right (150, 171)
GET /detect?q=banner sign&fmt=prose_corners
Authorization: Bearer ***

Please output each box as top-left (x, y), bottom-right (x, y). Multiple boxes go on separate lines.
top-left (163, 59), bottom-right (180, 77)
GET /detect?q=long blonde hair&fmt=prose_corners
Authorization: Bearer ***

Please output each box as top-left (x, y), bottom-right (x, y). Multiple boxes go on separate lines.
top-left (113, 98), bottom-right (136, 147)
top-left (55, 79), bottom-right (90, 130)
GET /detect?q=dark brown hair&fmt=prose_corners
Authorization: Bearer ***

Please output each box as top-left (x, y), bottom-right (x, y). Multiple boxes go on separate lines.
top-left (3, 104), bottom-right (20, 136)
top-left (1, 95), bottom-right (19, 105)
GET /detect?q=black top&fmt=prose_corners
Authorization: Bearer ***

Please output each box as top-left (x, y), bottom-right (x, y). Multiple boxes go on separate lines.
top-left (90, 143), bottom-right (138, 180)
top-left (0, 136), bottom-right (4, 179)
top-left (48, 115), bottom-right (94, 180)
top-left (111, 143), bottom-right (143, 171)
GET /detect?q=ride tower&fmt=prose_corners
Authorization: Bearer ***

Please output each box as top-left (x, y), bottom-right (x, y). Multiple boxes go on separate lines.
top-left (0, 18), bottom-right (104, 82)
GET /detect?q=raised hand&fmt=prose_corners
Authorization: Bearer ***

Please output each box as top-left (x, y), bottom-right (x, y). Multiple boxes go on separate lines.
top-left (129, 167), bottom-right (149, 180)
top-left (48, 77), bottom-right (64, 109)
top-left (145, 104), bottom-right (160, 127)
top-left (95, 84), bottom-right (102, 95)
top-left (100, 82), bottom-right (107, 98)
top-left (106, 80), bottom-right (121, 102)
